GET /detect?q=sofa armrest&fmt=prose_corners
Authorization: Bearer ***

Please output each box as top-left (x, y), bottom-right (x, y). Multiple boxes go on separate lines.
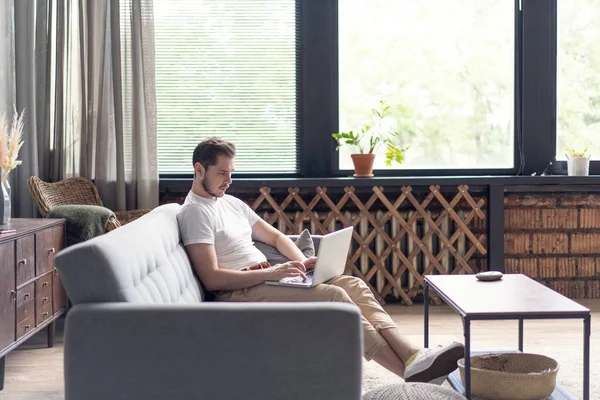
top-left (64, 302), bottom-right (363, 400)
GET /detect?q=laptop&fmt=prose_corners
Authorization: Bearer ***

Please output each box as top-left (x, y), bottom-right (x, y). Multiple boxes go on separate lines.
top-left (265, 226), bottom-right (353, 288)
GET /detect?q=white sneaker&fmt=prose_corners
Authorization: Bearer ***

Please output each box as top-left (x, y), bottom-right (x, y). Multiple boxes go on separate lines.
top-left (404, 342), bottom-right (464, 384)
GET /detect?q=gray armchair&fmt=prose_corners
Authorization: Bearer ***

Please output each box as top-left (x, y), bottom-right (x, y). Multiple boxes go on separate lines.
top-left (56, 203), bottom-right (363, 400)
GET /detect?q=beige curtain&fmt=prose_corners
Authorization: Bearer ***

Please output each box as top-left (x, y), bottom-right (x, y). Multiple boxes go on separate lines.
top-left (0, 1), bottom-right (15, 118)
top-left (1, 0), bottom-right (157, 216)
top-left (11, 0), bottom-right (53, 218)
top-left (59, 0), bottom-right (158, 211)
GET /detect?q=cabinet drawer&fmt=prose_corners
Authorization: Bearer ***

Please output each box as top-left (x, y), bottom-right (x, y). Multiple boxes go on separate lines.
top-left (35, 275), bottom-right (52, 297)
top-left (16, 235), bottom-right (35, 286)
top-left (36, 303), bottom-right (53, 327)
top-left (16, 283), bottom-right (34, 324)
top-left (36, 288), bottom-right (52, 310)
top-left (16, 316), bottom-right (34, 339)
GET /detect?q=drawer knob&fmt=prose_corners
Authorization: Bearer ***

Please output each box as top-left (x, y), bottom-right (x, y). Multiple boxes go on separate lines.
top-left (43, 312), bottom-right (49, 318)
top-left (43, 297), bottom-right (49, 303)
top-left (42, 281), bottom-right (49, 287)
top-left (24, 292), bottom-right (31, 299)
top-left (18, 258), bottom-right (27, 266)
top-left (48, 247), bottom-right (56, 254)
top-left (24, 324), bottom-right (30, 330)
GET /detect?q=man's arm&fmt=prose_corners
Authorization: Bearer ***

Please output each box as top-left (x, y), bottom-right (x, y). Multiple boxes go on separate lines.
top-left (185, 242), bottom-right (306, 292)
top-left (251, 219), bottom-right (308, 262)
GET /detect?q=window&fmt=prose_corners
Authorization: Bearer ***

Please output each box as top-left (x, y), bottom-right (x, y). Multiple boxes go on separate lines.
top-left (557, 0), bottom-right (600, 160)
top-left (338, 0), bottom-right (515, 170)
top-left (153, 0), bottom-right (299, 174)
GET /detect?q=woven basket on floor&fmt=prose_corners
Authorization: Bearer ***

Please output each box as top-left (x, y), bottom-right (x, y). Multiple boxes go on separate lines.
top-left (457, 353), bottom-right (559, 400)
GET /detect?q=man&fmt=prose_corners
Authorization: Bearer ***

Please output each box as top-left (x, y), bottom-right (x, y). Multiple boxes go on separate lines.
top-left (177, 137), bottom-right (464, 383)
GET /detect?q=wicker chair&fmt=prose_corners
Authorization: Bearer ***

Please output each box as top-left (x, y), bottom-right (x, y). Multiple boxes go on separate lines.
top-left (28, 176), bottom-right (151, 232)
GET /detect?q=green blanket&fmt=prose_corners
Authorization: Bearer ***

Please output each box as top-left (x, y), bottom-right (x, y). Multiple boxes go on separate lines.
top-left (46, 204), bottom-right (116, 247)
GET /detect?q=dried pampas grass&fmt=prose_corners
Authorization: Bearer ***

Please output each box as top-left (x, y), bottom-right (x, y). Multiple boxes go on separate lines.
top-left (0, 107), bottom-right (25, 184)
top-left (0, 115), bottom-right (8, 177)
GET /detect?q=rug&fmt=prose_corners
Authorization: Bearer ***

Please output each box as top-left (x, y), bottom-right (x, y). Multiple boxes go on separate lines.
top-left (361, 341), bottom-right (594, 399)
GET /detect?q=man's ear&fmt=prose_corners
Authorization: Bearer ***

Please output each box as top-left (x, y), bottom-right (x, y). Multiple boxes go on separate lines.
top-left (194, 162), bottom-right (204, 178)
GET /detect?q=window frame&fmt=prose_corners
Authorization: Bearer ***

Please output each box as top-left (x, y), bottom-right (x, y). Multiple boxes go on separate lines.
top-left (553, 0), bottom-right (600, 175)
top-left (519, 0), bottom-right (600, 177)
top-left (159, 0), bottom-right (599, 181)
top-left (153, 0), bottom-right (303, 178)
top-left (329, 0), bottom-right (523, 177)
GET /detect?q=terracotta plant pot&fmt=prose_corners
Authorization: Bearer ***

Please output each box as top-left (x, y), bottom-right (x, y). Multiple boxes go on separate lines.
top-left (351, 153), bottom-right (375, 177)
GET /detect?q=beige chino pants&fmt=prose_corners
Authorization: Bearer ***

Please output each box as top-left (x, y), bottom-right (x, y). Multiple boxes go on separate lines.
top-left (216, 275), bottom-right (397, 360)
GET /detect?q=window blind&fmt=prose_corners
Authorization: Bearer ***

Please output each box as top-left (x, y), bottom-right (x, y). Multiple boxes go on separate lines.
top-left (153, 0), bottom-right (299, 174)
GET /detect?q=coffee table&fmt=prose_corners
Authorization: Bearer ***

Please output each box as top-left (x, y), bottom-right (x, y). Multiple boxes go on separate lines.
top-left (423, 274), bottom-right (591, 400)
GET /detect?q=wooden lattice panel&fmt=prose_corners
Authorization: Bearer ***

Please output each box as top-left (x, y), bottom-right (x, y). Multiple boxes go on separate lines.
top-left (251, 185), bottom-right (488, 305)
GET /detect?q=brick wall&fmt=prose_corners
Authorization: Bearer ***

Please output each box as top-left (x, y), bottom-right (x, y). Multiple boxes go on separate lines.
top-left (505, 193), bottom-right (600, 299)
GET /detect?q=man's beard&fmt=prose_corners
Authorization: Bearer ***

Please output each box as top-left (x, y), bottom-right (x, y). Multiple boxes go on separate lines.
top-left (202, 175), bottom-right (224, 198)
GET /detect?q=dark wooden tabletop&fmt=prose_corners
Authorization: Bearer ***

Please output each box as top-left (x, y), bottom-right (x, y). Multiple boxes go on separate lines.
top-left (425, 274), bottom-right (590, 317)
top-left (0, 218), bottom-right (65, 243)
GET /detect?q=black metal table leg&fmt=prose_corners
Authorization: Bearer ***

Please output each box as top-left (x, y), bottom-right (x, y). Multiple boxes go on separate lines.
top-left (518, 318), bottom-right (524, 352)
top-left (424, 283), bottom-right (429, 348)
top-left (584, 315), bottom-right (591, 400)
top-left (464, 317), bottom-right (471, 399)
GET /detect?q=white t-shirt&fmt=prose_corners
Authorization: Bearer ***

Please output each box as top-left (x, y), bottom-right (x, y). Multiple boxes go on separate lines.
top-left (177, 191), bottom-right (267, 271)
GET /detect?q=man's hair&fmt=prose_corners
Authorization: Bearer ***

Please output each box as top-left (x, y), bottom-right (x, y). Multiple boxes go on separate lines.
top-left (192, 137), bottom-right (236, 170)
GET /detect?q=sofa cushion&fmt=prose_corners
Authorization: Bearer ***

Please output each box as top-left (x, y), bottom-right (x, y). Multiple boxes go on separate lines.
top-left (254, 229), bottom-right (315, 265)
top-left (55, 203), bottom-right (204, 305)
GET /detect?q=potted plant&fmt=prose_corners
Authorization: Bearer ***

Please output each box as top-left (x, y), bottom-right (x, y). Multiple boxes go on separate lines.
top-left (565, 144), bottom-right (591, 176)
top-left (332, 101), bottom-right (410, 177)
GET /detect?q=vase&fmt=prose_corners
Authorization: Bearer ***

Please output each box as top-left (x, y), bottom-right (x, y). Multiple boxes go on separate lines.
top-left (0, 177), bottom-right (11, 225)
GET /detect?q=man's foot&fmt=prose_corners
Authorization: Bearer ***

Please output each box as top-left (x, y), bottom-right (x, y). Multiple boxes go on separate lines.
top-left (403, 342), bottom-right (465, 384)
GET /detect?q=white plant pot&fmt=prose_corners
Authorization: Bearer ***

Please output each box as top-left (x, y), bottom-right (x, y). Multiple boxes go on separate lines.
top-left (566, 155), bottom-right (590, 176)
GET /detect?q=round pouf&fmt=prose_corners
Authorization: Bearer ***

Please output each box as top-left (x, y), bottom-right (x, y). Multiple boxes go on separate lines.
top-left (363, 383), bottom-right (466, 400)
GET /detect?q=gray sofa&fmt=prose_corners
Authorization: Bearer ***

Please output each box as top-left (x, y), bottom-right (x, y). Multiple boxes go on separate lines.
top-left (55, 203), bottom-right (363, 400)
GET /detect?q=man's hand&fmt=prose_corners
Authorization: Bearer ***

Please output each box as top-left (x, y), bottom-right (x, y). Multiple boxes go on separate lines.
top-left (303, 257), bottom-right (317, 270)
top-left (266, 261), bottom-right (307, 281)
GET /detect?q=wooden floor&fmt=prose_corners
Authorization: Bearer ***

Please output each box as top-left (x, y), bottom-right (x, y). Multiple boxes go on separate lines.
top-left (1, 299), bottom-right (599, 400)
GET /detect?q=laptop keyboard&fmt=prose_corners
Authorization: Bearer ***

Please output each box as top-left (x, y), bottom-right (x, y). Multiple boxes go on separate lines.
top-left (284, 270), bottom-right (314, 284)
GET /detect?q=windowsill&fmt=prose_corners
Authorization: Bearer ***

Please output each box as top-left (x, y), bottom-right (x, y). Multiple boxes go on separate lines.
top-left (160, 174), bottom-right (600, 193)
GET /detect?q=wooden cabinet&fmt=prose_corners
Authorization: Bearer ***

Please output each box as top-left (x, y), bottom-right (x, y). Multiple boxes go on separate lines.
top-left (0, 243), bottom-right (15, 353)
top-left (52, 269), bottom-right (67, 316)
top-left (0, 219), bottom-right (66, 390)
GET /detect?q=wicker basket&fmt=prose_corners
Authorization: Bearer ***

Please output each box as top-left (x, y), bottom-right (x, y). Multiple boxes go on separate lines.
top-left (457, 353), bottom-right (559, 400)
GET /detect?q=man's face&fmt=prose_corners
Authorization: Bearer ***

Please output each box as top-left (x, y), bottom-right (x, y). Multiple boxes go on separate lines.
top-left (197, 155), bottom-right (234, 198)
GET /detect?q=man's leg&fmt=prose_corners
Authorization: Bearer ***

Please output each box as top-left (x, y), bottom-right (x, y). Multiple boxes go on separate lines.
top-left (328, 275), bottom-right (419, 361)
top-left (217, 283), bottom-right (405, 374)
top-left (328, 275), bottom-right (464, 383)
top-left (370, 345), bottom-right (408, 377)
